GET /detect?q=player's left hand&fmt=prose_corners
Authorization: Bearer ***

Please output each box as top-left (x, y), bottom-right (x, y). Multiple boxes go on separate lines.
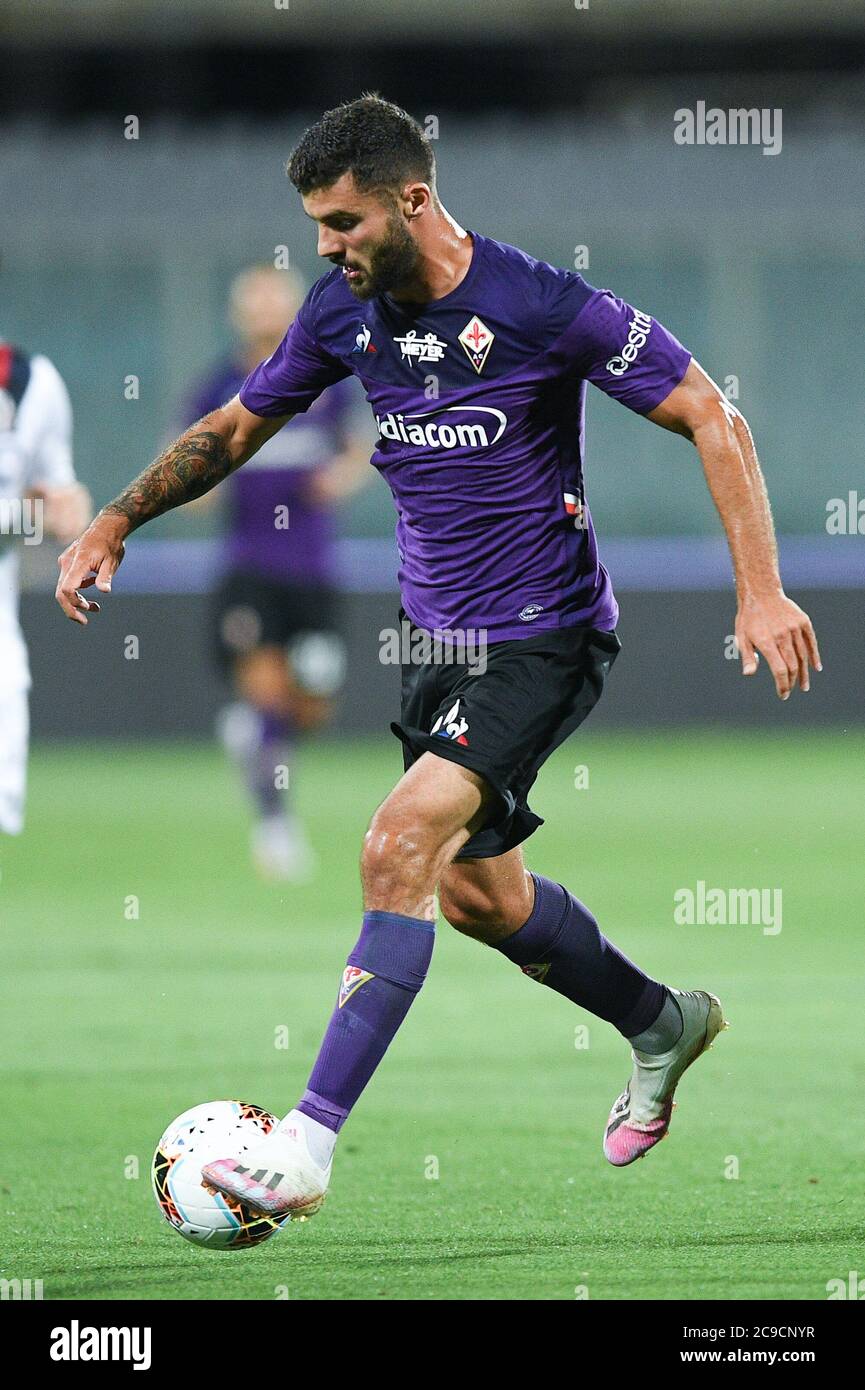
top-left (55, 513), bottom-right (128, 625)
top-left (735, 592), bottom-right (821, 700)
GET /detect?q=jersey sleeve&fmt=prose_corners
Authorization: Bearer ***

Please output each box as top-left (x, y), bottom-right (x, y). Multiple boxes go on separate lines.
top-left (239, 287), bottom-right (350, 418)
top-left (568, 286), bottom-right (692, 415)
top-left (20, 355), bottom-right (75, 486)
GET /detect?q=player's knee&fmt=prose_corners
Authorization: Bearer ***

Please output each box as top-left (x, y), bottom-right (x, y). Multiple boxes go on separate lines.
top-left (360, 803), bottom-right (439, 894)
top-left (234, 650), bottom-right (291, 716)
top-left (290, 693), bottom-right (333, 732)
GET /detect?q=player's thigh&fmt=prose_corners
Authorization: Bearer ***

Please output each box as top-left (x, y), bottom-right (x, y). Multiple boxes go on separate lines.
top-left (363, 752), bottom-right (497, 878)
top-left (233, 644), bottom-right (295, 711)
top-left (232, 644), bottom-right (334, 731)
top-left (439, 846), bottom-right (533, 937)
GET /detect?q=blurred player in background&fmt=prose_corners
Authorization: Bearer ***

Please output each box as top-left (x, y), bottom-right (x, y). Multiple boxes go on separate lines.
top-left (180, 265), bottom-right (371, 880)
top-left (0, 338), bottom-right (90, 836)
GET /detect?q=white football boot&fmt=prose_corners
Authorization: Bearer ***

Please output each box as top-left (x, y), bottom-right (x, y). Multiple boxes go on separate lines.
top-left (604, 989), bottom-right (728, 1166)
top-left (202, 1114), bottom-right (333, 1220)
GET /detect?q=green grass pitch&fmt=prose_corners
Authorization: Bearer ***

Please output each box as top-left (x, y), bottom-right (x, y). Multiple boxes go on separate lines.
top-left (1, 730), bottom-right (862, 1301)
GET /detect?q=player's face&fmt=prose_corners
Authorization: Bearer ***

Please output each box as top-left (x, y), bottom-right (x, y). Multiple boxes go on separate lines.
top-left (303, 173), bottom-right (421, 301)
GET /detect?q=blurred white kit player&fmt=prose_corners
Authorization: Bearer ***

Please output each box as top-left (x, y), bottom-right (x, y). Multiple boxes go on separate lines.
top-left (0, 343), bottom-right (90, 833)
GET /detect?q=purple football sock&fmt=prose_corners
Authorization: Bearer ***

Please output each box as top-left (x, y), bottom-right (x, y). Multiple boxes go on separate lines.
top-left (249, 709), bottom-right (293, 819)
top-left (297, 911), bottom-right (435, 1134)
top-left (495, 874), bottom-right (666, 1038)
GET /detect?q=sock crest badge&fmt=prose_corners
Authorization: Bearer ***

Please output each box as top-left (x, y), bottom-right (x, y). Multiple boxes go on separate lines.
top-left (520, 962), bottom-right (552, 984)
top-left (339, 965), bottom-right (375, 1008)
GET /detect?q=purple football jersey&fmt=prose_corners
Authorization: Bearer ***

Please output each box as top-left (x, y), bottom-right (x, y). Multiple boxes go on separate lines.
top-left (240, 234), bottom-right (692, 635)
top-left (184, 358), bottom-right (355, 583)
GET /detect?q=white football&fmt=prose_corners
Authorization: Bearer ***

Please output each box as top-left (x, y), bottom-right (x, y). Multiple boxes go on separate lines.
top-left (152, 1100), bottom-right (290, 1249)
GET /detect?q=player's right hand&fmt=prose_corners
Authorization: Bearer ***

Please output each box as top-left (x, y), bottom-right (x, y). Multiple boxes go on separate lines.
top-left (55, 514), bottom-right (127, 625)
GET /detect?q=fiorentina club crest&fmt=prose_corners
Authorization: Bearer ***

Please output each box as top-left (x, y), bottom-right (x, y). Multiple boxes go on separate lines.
top-left (338, 965), bottom-right (374, 1008)
top-left (521, 963), bottom-right (551, 983)
top-left (458, 314), bottom-right (495, 373)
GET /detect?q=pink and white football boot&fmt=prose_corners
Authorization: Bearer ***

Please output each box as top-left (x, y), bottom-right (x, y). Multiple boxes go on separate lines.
top-left (604, 989), bottom-right (727, 1167)
top-left (202, 1112), bottom-right (333, 1220)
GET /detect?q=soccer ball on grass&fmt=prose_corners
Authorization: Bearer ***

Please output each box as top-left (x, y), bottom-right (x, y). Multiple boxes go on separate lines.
top-left (152, 1100), bottom-right (289, 1249)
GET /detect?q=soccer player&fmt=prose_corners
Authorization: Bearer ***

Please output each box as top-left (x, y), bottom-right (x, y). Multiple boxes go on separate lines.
top-left (56, 96), bottom-right (821, 1215)
top-left (0, 339), bottom-right (90, 836)
top-left (179, 264), bottom-right (371, 880)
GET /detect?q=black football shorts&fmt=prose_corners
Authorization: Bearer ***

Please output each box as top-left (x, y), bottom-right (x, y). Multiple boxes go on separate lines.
top-left (211, 569), bottom-right (345, 696)
top-left (391, 610), bottom-right (621, 860)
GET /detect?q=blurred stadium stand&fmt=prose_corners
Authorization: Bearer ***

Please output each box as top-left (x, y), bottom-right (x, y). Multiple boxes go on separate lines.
top-left (4, 122), bottom-right (863, 541)
top-left (2, 0), bottom-right (862, 731)
top-left (3, 0), bottom-right (865, 43)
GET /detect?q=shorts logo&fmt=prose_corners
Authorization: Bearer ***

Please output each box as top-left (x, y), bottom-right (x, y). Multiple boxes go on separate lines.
top-left (458, 315), bottom-right (495, 373)
top-left (430, 699), bottom-right (469, 745)
top-left (338, 966), bottom-right (375, 1008)
top-left (518, 604), bottom-right (544, 622)
top-left (521, 962), bottom-right (551, 983)
top-left (605, 309), bottom-right (652, 377)
top-left (352, 323), bottom-right (377, 354)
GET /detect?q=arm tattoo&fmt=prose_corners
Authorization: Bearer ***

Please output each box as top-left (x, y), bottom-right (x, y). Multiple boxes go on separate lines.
top-left (102, 429), bottom-right (234, 530)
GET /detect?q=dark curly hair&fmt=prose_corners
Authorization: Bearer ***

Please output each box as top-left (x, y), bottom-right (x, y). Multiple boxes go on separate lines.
top-left (287, 94), bottom-right (436, 199)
